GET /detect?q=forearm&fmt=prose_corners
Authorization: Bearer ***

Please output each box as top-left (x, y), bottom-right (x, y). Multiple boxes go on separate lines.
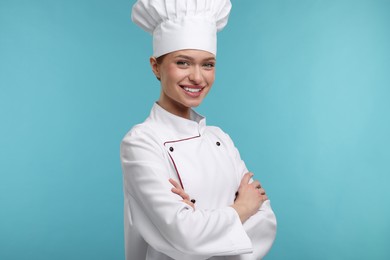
top-left (125, 188), bottom-right (253, 258)
top-left (231, 203), bottom-right (253, 223)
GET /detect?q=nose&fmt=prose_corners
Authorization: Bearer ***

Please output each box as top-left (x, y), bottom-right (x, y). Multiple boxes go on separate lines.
top-left (188, 65), bottom-right (202, 84)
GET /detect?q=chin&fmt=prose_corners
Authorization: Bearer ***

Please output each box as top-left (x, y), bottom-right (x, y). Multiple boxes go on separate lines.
top-left (184, 100), bottom-right (203, 108)
top-left (183, 96), bottom-right (207, 108)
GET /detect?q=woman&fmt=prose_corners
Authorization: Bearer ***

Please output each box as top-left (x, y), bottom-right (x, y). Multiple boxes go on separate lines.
top-left (121, 0), bottom-right (277, 259)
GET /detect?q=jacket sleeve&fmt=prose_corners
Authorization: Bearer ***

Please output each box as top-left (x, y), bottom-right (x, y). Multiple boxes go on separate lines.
top-left (219, 130), bottom-right (277, 260)
top-left (121, 128), bottom-right (253, 260)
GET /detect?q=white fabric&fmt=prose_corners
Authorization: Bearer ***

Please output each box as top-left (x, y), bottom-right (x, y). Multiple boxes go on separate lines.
top-left (120, 103), bottom-right (277, 260)
top-left (131, 0), bottom-right (232, 57)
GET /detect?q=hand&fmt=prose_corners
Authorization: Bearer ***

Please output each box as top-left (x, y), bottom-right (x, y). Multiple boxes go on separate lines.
top-left (169, 178), bottom-right (196, 210)
top-left (231, 172), bottom-right (268, 223)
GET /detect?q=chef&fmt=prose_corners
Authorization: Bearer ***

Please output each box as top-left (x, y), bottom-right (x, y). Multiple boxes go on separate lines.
top-left (120, 0), bottom-right (277, 259)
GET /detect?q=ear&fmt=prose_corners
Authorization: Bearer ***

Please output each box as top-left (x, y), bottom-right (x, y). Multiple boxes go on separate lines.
top-left (150, 56), bottom-right (161, 80)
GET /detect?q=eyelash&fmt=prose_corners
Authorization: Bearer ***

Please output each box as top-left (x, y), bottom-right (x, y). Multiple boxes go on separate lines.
top-left (203, 63), bottom-right (215, 69)
top-left (176, 61), bottom-right (215, 69)
top-left (176, 61), bottom-right (190, 66)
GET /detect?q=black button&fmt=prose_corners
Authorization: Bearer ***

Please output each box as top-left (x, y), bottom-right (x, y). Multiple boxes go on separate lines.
top-left (169, 147), bottom-right (174, 152)
top-left (216, 142), bottom-right (220, 146)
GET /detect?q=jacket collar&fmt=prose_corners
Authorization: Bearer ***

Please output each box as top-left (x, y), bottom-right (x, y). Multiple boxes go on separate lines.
top-left (148, 103), bottom-right (206, 141)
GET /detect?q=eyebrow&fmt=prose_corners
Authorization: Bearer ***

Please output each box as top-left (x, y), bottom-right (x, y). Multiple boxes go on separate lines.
top-left (174, 55), bottom-right (216, 62)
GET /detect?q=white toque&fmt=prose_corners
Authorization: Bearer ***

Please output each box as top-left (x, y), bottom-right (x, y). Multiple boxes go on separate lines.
top-left (131, 0), bottom-right (232, 57)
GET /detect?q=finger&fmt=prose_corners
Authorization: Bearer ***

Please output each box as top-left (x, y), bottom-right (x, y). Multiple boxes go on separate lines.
top-left (251, 180), bottom-right (261, 189)
top-left (171, 187), bottom-right (190, 200)
top-left (169, 178), bottom-right (182, 189)
top-left (171, 187), bottom-right (187, 197)
top-left (240, 172), bottom-right (254, 186)
top-left (182, 200), bottom-right (195, 210)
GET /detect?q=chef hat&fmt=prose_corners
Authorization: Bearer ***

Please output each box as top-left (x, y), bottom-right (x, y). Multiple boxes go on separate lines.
top-left (131, 0), bottom-right (232, 57)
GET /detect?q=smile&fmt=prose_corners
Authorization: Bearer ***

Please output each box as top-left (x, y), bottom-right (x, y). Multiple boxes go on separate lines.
top-left (179, 85), bottom-right (204, 98)
top-left (183, 87), bottom-right (202, 93)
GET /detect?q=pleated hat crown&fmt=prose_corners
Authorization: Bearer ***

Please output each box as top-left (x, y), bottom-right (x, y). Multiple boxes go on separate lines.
top-left (131, 0), bottom-right (232, 57)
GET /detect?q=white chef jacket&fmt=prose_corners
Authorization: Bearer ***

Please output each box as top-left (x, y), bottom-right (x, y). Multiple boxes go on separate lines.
top-left (120, 103), bottom-right (277, 260)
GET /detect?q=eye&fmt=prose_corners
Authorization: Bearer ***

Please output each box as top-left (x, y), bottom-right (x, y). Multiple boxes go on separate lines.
top-left (176, 60), bottom-right (190, 67)
top-left (203, 62), bottom-right (215, 69)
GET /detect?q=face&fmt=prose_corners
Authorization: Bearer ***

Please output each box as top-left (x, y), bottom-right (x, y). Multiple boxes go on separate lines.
top-left (150, 49), bottom-right (216, 118)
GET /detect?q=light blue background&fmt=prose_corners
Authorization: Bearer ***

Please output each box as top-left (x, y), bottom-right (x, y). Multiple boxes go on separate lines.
top-left (1, 0), bottom-right (389, 259)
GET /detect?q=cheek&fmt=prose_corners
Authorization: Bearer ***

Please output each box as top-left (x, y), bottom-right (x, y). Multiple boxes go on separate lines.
top-left (206, 71), bottom-right (215, 85)
top-left (166, 64), bottom-right (186, 77)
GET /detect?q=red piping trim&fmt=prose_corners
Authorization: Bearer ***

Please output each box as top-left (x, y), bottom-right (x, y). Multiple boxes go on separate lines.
top-left (164, 134), bottom-right (201, 190)
top-left (168, 153), bottom-right (184, 189)
top-left (163, 134), bottom-right (201, 145)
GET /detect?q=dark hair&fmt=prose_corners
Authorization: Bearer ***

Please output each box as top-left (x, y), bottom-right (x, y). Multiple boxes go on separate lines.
top-left (156, 54), bottom-right (166, 64)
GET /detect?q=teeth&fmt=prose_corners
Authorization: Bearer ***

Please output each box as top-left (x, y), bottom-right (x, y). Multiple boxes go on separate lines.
top-left (183, 87), bottom-right (201, 93)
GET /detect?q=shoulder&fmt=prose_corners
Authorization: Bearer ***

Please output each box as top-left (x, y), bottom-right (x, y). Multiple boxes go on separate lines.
top-left (206, 125), bottom-right (234, 143)
top-left (122, 121), bottom-right (155, 143)
top-left (120, 121), bottom-right (165, 160)
top-left (206, 125), bottom-right (226, 135)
